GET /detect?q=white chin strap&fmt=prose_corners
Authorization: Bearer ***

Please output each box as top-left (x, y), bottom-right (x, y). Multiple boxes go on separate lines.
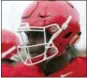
top-left (16, 15), bottom-right (72, 66)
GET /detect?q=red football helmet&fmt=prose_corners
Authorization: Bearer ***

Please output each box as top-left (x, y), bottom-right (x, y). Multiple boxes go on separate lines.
top-left (2, 29), bottom-right (20, 61)
top-left (17, 1), bottom-right (81, 66)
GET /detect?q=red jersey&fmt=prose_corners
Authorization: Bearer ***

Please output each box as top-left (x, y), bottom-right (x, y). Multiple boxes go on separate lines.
top-left (48, 57), bottom-right (86, 77)
top-left (2, 63), bottom-right (14, 77)
top-left (11, 63), bottom-right (45, 77)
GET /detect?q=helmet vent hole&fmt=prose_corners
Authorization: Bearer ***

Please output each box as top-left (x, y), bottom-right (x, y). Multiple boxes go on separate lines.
top-left (63, 32), bottom-right (72, 38)
top-left (39, 15), bottom-right (45, 18)
top-left (39, 14), bottom-right (50, 18)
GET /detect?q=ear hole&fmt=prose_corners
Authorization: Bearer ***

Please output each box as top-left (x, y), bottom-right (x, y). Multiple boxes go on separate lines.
top-left (60, 43), bottom-right (62, 46)
top-left (63, 32), bottom-right (72, 39)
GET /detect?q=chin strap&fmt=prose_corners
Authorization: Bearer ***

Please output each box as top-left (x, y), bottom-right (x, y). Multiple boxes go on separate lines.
top-left (66, 31), bottom-right (81, 58)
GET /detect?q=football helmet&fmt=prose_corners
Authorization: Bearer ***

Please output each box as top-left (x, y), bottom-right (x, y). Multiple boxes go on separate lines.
top-left (17, 1), bottom-right (81, 66)
top-left (2, 29), bottom-right (20, 61)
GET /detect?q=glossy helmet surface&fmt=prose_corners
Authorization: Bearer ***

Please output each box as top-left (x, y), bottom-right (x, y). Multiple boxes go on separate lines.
top-left (2, 29), bottom-right (20, 60)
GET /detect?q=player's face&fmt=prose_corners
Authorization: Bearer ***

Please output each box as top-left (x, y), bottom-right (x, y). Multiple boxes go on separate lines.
top-left (25, 31), bottom-right (51, 57)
